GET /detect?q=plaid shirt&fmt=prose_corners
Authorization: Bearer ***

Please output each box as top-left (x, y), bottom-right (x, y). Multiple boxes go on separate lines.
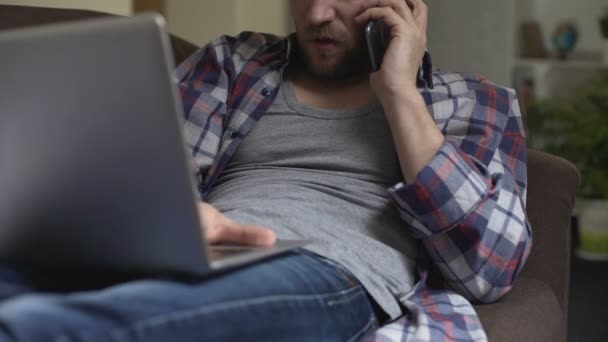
top-left (176, 32), bottom-right (532, 342)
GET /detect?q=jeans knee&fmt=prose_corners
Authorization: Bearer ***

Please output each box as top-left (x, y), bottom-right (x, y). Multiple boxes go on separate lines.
top-left (0, 294), bottom-right (77, 341)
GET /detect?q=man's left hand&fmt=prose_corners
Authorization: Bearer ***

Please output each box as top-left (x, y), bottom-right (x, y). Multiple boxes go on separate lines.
top-left (355, 0), bottom-right (428, 101)
top-left (356, 0), bottom-right (443, 183)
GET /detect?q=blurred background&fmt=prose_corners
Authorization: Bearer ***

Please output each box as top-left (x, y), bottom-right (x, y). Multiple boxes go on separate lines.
top-left (0, 0), bottom-right (607, 341)
top-left (0, 0), bottom-right (291, 45)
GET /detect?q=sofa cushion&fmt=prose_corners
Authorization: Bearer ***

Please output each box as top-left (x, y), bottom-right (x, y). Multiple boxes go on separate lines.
top-left (474, 276), bottom-right (565, 342)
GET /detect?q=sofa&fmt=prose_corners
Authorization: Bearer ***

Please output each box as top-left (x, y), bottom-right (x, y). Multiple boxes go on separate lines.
top-left (0, 5), bottom-right (581, 341)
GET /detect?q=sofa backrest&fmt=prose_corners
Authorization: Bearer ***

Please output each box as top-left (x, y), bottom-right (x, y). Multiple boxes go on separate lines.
top-left (0, 5), bottom-right (198, 66)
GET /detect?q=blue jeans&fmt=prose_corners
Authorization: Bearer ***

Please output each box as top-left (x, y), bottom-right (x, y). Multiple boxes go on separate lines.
top-left (0, 250), bottom-right (379, 341)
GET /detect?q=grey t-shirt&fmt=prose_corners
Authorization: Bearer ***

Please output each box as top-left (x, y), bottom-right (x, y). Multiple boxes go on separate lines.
top-left (206, 79), bottom-right (417, 319)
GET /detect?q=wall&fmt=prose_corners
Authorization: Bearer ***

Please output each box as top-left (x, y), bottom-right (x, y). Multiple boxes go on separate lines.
top-left (165, 0), bottom-right (235, 47)
top-left (425, 0), bottom-right (514, 86)
top-left (0, 0), bottom-right (132, 15)
top-left (166, 0), bottom-right (291, 47)
top-left (235, 1), bottom-right (291, 37)
top-left (0, 0), bottom-right (291, 55)
top-left (425, 0), bottom-right (606, 87)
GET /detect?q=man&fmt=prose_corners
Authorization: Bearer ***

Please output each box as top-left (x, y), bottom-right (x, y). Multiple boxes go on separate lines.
top-left (0, 0), bottom-right (531, 341)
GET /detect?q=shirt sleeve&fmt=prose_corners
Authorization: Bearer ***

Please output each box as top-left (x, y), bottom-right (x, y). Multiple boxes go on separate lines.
top-left (175, 36), bottom-right (236, 190)
top-left (389, 75), bottom-right (532, 303)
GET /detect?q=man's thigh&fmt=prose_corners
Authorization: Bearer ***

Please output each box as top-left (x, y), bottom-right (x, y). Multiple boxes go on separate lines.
top-left (0, 250), bottom-right (378, 341)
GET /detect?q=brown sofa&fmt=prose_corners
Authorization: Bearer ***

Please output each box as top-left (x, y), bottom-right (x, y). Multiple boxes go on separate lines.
top-left (0, 5), bottom-right (581, 341)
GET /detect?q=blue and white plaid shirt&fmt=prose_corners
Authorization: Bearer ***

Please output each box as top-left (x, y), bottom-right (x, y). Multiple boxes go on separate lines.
top-left (176, 32), bottom-right (532, 342)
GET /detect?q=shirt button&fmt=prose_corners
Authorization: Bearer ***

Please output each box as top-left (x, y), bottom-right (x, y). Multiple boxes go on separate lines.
top-left (228, 129), bottom-right (239, 139)
top-left (261, 87), bottom-right (272, 96)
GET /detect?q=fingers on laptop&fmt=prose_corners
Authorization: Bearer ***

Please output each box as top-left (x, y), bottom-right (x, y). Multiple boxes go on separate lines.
top-left (199, 202), bottom-right (276, 246)
top-left (214, 221), bottom-right (277, 246)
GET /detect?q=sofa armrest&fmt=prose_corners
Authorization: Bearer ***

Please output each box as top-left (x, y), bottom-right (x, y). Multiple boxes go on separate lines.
top-left (523, 149), bottom-right (580, 323)
top-left (474, 276), bottom-right (565, 342)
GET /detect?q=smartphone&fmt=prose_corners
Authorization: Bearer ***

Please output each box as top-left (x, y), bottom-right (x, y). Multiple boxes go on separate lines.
top-left (365, 20), bottom-right (390, 72)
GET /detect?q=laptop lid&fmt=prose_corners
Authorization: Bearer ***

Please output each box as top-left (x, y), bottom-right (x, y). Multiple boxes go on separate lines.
top-left (0, 14), bottom-right (211, 276)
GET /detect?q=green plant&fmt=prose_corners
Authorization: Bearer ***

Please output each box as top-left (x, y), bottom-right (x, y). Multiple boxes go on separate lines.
top-left (526, 71), bottom-right (608, 198)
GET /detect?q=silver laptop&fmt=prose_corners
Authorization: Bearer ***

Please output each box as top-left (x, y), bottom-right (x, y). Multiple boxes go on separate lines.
top-left (0, 14), bottom-right (306, 277)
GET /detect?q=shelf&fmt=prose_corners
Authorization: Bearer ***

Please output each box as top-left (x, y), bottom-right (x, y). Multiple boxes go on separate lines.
top-left (515, 54), bottom-right (606, 70)
top-left (513, 53), bottom-right (606, 99)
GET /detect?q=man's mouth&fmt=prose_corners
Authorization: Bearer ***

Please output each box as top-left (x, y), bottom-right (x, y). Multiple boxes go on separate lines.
top-left (312, 37), bottom-right (339, 50)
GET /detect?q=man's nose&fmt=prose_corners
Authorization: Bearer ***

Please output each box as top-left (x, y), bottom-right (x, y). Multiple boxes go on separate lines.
top-left (306, 0), bottom-right (337, 26)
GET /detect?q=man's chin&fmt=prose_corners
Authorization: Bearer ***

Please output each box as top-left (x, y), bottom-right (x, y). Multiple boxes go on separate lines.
top-left (307, 62), bottom-right (367, 82)
top-left (296, 43), bottom-right (369, 81)
top-left (304, 55), bottom-right (349, 79)
top-left (308, 62), bottom-right (340, 79)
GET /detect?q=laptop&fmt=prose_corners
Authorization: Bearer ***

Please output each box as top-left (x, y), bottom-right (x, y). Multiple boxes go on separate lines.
top-left (0, 14), bottom-right (306, 278)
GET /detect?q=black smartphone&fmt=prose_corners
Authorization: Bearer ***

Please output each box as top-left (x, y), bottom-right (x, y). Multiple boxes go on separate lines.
top-left (365, 20), bottom-right (390, 72)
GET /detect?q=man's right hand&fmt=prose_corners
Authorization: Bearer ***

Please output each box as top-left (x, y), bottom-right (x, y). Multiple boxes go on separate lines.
top-left (198, 202), bottom-right (276, 246)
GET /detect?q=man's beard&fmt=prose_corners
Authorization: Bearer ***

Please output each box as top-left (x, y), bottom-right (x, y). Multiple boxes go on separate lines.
top-left (294, 29), bottom-right (370, 82)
